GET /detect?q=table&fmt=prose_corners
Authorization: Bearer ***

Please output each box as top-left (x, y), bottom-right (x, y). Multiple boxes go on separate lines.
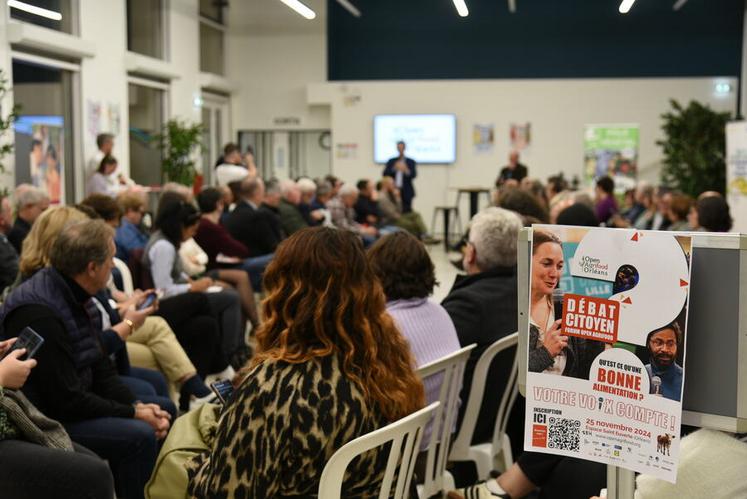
top-left (453, 187), bottom-right (492, 219)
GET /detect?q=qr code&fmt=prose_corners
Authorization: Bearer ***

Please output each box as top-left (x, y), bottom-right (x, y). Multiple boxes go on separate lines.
top-left (548, 417), bottom-right (581, 452)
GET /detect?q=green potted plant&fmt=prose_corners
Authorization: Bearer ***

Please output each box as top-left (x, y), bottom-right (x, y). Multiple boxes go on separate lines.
top-left (0, 70), bottom-right (18, 196)
top-left (658, 99), bottom-right (732, 197)
top-left (154, 119), bottom-right (203, 186)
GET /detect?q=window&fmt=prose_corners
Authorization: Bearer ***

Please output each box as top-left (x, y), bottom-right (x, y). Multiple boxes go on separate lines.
top-left (126, 0), bottom-right (164, 59)
top-left (9, 0), bottom-right (74, 33)
top-left (128, 80), bottom-right (166, 186)
top-left (201, 93), bottom-right (230, 184)
top-left (12, 57), bottom-right (76, 204)
top-left (199, 0), bottom-right (225, 75)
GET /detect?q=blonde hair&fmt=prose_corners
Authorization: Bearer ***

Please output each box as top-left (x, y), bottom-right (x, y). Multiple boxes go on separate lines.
top-left (117, 190), bottom-right (146, 214)
top-left (19, 206), bottom-right (89, 277)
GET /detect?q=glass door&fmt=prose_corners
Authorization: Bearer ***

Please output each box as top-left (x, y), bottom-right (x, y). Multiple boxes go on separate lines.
top-left (201, 93), bottom-right (230, 186)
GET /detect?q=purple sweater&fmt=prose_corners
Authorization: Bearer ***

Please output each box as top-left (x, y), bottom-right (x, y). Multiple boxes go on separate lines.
top-left (387, 298), bottom-right (461, 446)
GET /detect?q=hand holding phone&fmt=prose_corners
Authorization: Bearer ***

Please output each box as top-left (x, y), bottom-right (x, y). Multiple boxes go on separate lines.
top-left (210, 379), bottom-right (235, 404)
top-left (2, 327), bottom-right (44, 360)
top-left (137, 292), bottom-right (157, 311)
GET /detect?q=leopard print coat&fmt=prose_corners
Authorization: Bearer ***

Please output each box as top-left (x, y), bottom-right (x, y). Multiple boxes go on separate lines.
top-left (187, 355), bottom-right (390, 498)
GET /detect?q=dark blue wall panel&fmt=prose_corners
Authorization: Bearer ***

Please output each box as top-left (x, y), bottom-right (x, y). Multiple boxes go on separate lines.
top-left (328, 0), bottom-right (744, 80)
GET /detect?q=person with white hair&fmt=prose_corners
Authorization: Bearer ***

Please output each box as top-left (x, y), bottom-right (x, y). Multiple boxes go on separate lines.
top-left (296, 177), bottom-right (320, 225)
top-left (441, 207), bottom-right (526, 460)
top-left (326, 183), bottom-right (378, 245)
top-left (277, 179), bottom-right (308, 236)
top-left (8, 184), bottom-right (50, 254)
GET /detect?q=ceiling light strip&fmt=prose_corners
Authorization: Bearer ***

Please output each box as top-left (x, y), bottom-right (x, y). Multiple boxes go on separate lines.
top-left (7, 0), bottom-right (62, 21)
top-left (278, 0), bottom-right (316, 20)
top-left (452, 0), bottom-right (469, 17)
top-left (336, 0), bottom-right (361, 18)
top-left (619, 0), bottom-right (636, 14)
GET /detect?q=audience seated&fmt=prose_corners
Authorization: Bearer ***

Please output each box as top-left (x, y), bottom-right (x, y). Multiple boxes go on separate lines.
top-left (115, 191), bottom-right (149, 261)
top-left (0, 192), bottom-right (19, 294)
top-left (691, 193), bottom-right (732, 232)
top-left (73, 199), bottom-right (220, 410)
top-left (277, 179), bottom-right (309, 235)
top-left (378, 176), bottom-right (432, 238)
top-left (1, 219), bottom-right (171, 499)
top-left (225, 177), bottom-right (284, 257)
top-left (328, 183), bottom-right (378, 244)
top-left (144, 199), bottom-right (248, 370)
top-left (214, 143), bottom-right (249, 186)
top-left (87, 133), bottom-right (114, 178)
top-left (496, 185), bottom-right (549, 225)
top-left (195, 187), bottom-right (273, 290)
top-left (296, 177), bottom-right (320, 225)
top-left (368, 231), bottom-right (460, 445)
top-left (0, 337), bottom-right (115, 499)
top-left (259, 178), bottom-right (287, 241)
top-left (354, 178), bottom-right (381, 225)
top-left (186, 227), bottom-right (425, 497)
top-left (667, 192), bottom-right (693, 231)
top-left (441, 208), bottom-right (525, 462)
top-left (308, 180), bottom-right (334, 226)
top-left (86, 155), bottom-right (123, 197)
top-left (593, 175), bottom-right (618, 225)
top-left (8, 184), bottom-right (49, 254)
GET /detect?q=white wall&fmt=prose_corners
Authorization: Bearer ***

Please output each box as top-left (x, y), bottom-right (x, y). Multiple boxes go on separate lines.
top-left (227, 32), bottom-right (330, 132)
top-left (79, 0), bottom-right (130, 180)
top-left (311, 78), bottom-right (737, 228)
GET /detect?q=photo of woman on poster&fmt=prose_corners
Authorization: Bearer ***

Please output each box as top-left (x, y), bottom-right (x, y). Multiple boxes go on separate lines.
top-left (528, 229), bottom-right (605, 379)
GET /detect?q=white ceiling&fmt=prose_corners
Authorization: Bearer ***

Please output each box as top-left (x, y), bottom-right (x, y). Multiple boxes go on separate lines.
top-left (227, 0), bottom-right (327, 35)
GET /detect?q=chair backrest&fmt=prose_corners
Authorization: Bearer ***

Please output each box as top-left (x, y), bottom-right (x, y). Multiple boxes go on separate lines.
top-left (112, 257), bottom-right (135, 295)
top-left (416, 344), bottom-right (476, 498)
top-left (449, 332), bottom-right (519, 461)
top-left (318, 402), bottom-right (439, 499)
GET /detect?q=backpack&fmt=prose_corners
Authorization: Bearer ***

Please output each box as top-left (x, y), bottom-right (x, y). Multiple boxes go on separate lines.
top-left (145, 403), bottom-right (221, 499)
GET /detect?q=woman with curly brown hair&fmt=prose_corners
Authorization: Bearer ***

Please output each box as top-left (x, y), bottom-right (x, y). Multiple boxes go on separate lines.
top-left (187, 226), bottom-right (425, 498)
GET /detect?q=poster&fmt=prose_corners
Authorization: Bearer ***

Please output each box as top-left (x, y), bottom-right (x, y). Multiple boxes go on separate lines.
top-left (87, 100), bottom-right (121, 138)
top-left (584, 124), bottom-right (639, 192)
top-left (473, 124), bottom-right (494, 153)
top-left (525, 225), bottom-right (691, 483)
top-left (14, 116), bottom-right (65, 204)
top-left (726, 121), bottom-right (747, 233)
top-left (510, 122), bottom-right (531, 151)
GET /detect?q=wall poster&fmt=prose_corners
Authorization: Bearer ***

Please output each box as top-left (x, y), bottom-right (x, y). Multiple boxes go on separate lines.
top-left (525, 225), bottom-right (691, 483)
top-left (473, 124), bottom-right (494, 153)
top-left (15, 116), bottom-right (65, 204)
top-left (584, 124), bottom-right (639, 192)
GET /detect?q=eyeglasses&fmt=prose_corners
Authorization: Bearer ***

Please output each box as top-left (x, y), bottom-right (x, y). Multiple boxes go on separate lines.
top-left (651, 339), bottom-right (676, 349)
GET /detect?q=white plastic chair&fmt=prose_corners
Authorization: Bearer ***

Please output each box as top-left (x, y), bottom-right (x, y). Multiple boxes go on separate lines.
top-left (448, 332), bottom-right (519, 480)
top-left (112, 256), bottom-right (135, 295)
top-left (416, 344), bottom-right (476, 498)
top-left (318, 402), bottom-right (440, 499)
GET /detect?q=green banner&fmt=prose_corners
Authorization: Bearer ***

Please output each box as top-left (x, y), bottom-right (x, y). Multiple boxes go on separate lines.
top-left (584, 124), bottom-right (639, 191)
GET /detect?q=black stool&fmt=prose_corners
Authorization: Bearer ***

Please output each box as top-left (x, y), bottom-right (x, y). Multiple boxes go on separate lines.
top-left (431, 206), bottom-right (463, 251)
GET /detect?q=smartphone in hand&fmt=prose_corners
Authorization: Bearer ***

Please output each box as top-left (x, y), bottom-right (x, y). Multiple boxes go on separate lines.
top-left (137, 292), bottom-right (157, 311)
top-left (3, 327), bottom-right (44, 360)
top-left (210, 379), bottom-right (235, 404)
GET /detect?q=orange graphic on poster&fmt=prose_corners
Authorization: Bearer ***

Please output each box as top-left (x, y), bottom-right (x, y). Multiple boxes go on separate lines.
top-left (562, 294), bottom-right (619, 344)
